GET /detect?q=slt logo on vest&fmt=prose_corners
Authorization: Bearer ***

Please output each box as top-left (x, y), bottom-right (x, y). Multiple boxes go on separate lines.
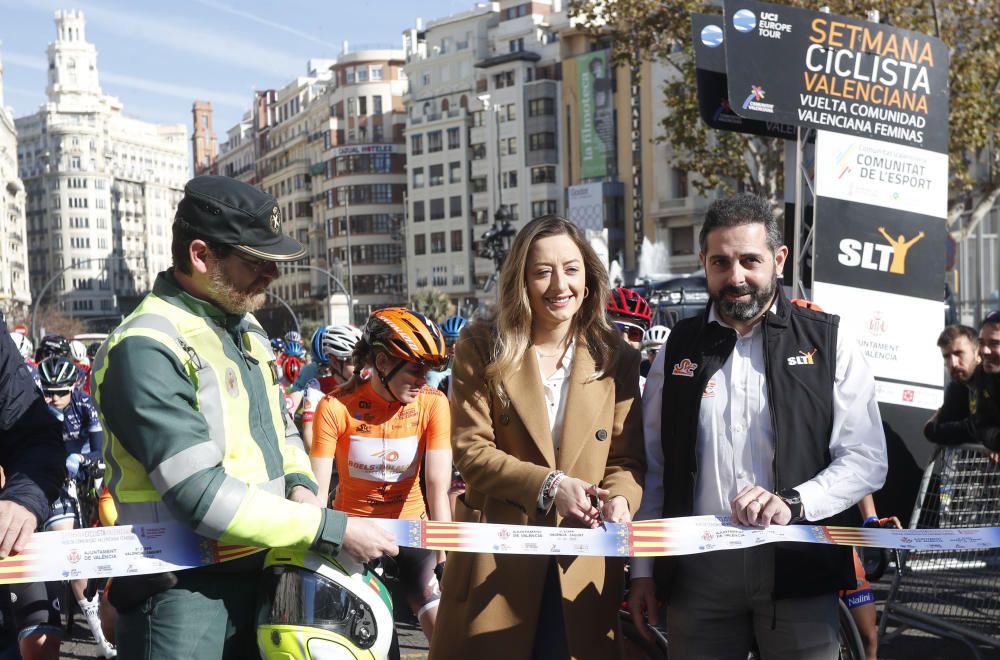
top-left (838, 227), bottom-right (925, 275)
top-left (787, 349), bottom-right (818, 366)
top-left (672, 358), bottom-right (698, 377)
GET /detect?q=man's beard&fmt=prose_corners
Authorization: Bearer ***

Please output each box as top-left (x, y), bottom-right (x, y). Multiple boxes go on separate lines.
top-left (206, 261), bottom-right (266, 315)
top-left (712, 271), bottom-right (778, 322)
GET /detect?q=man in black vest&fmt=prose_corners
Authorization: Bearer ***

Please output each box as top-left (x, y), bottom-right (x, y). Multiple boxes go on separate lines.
top-left (627, 194), bottom-right (887, 659)
top-left (924, 324), bottom-right (980, 445)
top-left (974, 311), bottom-right (1000, 451)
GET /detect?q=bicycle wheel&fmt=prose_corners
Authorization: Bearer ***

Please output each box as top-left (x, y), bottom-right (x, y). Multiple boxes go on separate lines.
top-left (837, 599), bottom-right (866, 660)
top-left (619, 609), bottom-right (669, 660)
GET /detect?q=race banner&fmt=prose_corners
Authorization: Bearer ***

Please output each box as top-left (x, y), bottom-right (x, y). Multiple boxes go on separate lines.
top-left (722, 0), bottom-right (949, 152)
top-left (3, 516), bottom-right (1000, 585)
top-left (691, 13), bottom-right (796, 139)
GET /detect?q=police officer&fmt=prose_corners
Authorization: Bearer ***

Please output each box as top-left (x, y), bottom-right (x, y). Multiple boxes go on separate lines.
top-left (92, 176), bottom-right (397, 659)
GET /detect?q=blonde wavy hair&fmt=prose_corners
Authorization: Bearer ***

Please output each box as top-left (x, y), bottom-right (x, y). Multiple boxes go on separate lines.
top-left (484, 214), bottom-right (619, 402)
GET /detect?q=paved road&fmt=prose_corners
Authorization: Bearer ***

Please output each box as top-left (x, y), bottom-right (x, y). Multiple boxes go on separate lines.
top-left (61, 581), bottom-right (998, 659)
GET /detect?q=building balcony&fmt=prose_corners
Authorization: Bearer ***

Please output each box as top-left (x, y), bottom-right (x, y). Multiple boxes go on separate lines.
top-left (650, 195), bottom-right (709, 219)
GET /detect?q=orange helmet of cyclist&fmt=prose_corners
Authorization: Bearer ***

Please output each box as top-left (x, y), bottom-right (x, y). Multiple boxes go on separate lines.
top-left (790, 298), bottom-right (824, 313)
top-left (364, 307), bottom-right (448, 369)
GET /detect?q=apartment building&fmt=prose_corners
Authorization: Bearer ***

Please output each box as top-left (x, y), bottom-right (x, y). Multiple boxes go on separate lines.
top-left (403, 1), bottom-right (567, 311)
top-left (0, 53), bottom-right (31, 318)
top-left (16, 11), bottom-right (188, 329)
top-left (313, 50), bottom-right (409, 323)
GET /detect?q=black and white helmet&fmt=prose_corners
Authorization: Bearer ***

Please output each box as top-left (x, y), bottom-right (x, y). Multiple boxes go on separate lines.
top-left (641, 325), bottom-right (670, 350)
top-left (39, 356), bottom-right (79, 389)
top-left (8, 333), bottom-right (33, 361)
top-left (321, 325), bottom-right (362, 361)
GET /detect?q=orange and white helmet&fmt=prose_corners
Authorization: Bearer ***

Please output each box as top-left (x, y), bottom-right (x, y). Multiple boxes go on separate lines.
top-left (363, 308), bottom-right (447, 369)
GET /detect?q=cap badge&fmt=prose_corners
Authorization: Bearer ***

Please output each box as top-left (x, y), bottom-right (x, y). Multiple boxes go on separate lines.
top-left (269, 207), bottom-right (281, 234)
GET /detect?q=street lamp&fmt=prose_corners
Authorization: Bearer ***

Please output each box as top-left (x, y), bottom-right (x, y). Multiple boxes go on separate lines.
top-left (475, 93), bottom-right (517, 290)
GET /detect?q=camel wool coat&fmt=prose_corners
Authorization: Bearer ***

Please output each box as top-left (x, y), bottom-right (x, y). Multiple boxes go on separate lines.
top-left (430, 322), bottom-right (645, 659)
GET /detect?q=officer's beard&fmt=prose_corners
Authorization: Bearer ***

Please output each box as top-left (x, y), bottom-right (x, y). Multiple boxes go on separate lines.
top-left (711, 270), bottom-right (778, 323)
top-left (206, 261), bottom-right (267, 316)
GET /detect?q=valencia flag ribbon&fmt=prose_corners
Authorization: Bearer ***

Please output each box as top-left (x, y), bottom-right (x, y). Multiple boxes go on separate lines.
top-left (1, 516), bottom-right (998, 585)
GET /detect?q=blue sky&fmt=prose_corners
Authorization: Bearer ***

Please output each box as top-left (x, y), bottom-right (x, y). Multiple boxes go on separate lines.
top-left (0, 0), bottom-right (469, 134)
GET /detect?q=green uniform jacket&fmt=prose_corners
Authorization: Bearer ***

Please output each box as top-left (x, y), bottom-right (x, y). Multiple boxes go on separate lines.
top-left (93, 271), bottom-right (346, 553)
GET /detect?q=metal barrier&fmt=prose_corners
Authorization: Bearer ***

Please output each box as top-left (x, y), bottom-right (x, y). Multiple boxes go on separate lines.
top-left (878, 444), bottom-right (1000, 659)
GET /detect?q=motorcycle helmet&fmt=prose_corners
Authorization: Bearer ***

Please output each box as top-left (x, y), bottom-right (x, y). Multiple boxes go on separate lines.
top-left (256, 549), bottom-right (394, 660)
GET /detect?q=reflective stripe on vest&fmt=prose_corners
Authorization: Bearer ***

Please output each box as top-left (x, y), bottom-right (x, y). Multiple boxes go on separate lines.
top-left (93, 293), bottom-right (295, 525)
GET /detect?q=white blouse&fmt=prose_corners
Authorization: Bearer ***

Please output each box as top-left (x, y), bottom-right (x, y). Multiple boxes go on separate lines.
top-left (536, 341), bottom-right (575, 453)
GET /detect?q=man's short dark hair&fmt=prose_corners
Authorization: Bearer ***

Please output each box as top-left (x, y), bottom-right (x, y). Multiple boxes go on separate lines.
top-left (699, 193), bottom-right (783, 254)
top-left (171, 219), bottom-right (233, 275)
top-left (937, 324), bottom-right (978, 349)
top-left (981, 310), bottom-right (1000, 331)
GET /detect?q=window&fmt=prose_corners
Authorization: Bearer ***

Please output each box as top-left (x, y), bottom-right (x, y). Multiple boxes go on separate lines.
top-left (493, 71), bottom-right (515, 88)
top-left (670, 226), bottom-right (695, 256)
top-left (430, 231), bottom-right (446, 254)
top-left (410, 134), bottom-right (423, 155)
top-left (427, 130), bottom-right (443, 153)
top-left (529, 132), bottom-right (556, 151)
top-left (358, 96), bottom-right (367, 115)
top-left (429, 164), bottom-right (444, 186)
top-left (531, 165), bottom-right (557, 184)
top-left (499, 103), bottom-right (517, 122)
top-left (500, 137), bottom-right (517, 156)
top-left (449, 196), bottom-right (462, 217)
top-left (413, 200), bottom-right (425, 222)
top-left (509, 38), bottom-right (524, 52)
top-left (472, 111), bottom-right (486, 127)
top-left (471, 176), bottom-right (487, 193)
top-left (472, 208), bottom-right (489, 225)
top-left (347, 97), bottom-right (356, 115)
top-left (502, 171), bottom-right (518, 188)
top-left (414, 234), bottom-right (426, 255)
top-left (430, 198), bottom-right (445, 220)
top-left (528, 98), bottom-right (555, 117)
top-left (346, 68), bottom-right (355, 83)
top-left (673, 168), bottom-right (689, 198)
top-left (373, 95), bottom-right (383, 114)
top-left (412, 167), bottom-right (425, 188)
top-left (371, 65), bottom-right (384, 81)
top-left (471, 143), bottom-right (487, 160)
top-left (357, 67), bottom-right (369, 82)
top-left (449, 161), bottom-right (462, 183)
top-left (451, 229), bottom-right (463, 251)
top-left (447, 127), bottom-right (461, 149)
top-left (531, 200), bottom-right (558, 217)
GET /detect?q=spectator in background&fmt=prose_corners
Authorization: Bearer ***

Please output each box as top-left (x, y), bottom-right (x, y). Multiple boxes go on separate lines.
top-left (924, 325), bottom-right (980, 445)
top-left (975, 311), bottom-right (1000, 451)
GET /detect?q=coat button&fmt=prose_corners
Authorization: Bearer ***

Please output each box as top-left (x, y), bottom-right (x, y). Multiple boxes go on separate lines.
top-left (596, 429), bottom-right (608, 441)
top-left (499, 414), bottom-right (510, 425)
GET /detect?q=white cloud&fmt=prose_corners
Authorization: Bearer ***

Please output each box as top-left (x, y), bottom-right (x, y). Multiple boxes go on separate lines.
top-left (2, 49), bottom-right (246, 109)
top-left (3, 0), bottom-right (309, 78)
top-left (191, 0), bottom-right (337, 50)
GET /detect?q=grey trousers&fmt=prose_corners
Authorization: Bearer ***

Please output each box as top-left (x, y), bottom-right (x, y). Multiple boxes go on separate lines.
top-left (666, 545), bottom-right (839, 660)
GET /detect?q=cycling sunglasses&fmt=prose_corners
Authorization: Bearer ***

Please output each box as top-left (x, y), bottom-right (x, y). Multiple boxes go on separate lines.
top-left (43, 388), bottom-right (73, 397)
top-left (614, 322), bottom-right (644, 343)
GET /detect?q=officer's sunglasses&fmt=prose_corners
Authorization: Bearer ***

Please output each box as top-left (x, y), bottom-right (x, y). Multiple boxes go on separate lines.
top-left (232, 251), bottom-right (276, 274)
top-left (614, 322), bottom-right (644, 343)
top-left (43, 388), bottom-right (72, 398)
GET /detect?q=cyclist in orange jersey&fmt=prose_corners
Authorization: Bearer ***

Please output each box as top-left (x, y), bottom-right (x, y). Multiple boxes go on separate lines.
top-left (310, 307), bottom-right (452, 643)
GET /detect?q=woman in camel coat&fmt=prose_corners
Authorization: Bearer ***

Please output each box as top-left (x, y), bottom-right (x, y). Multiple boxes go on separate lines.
top-left (430, 215), bottom-right (645, 659)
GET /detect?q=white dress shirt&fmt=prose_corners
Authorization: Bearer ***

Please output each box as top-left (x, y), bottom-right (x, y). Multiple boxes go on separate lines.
top-left (632, 307), bottom-right (887, 579)
top-left (537, 340), bottom-right (575, 453)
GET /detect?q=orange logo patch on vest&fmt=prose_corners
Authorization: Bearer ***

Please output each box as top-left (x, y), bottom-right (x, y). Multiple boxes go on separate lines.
top-left (672, 358), bottom-right (698, 377)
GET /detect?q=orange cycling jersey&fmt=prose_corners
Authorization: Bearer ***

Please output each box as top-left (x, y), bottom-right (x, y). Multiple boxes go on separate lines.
top-left (311, 380), bottom-right (450, 519)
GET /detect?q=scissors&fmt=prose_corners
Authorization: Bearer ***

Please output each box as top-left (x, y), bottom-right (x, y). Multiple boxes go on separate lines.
top-left (590, 485), bottom-right (607, 530)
